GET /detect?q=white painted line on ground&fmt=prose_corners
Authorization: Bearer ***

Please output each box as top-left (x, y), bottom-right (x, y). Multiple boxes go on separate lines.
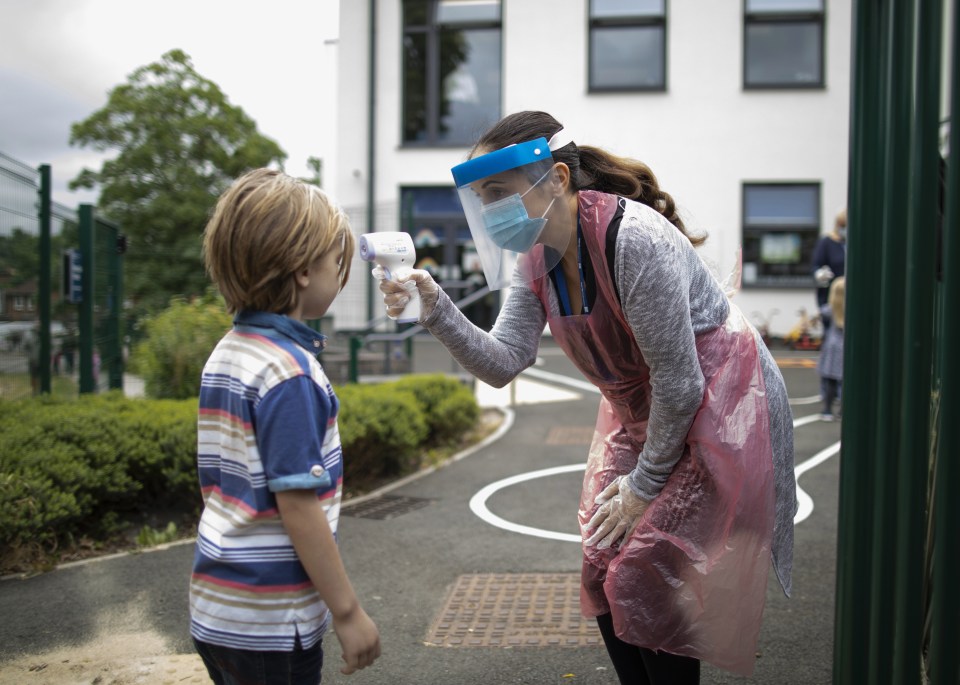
top-left (470, 409), bottom-right (837, 540)
top-left (789, 395), bottom-right (823, 406)
top-left (793, 440), bottom-right (842, 524)
top-left (469, 464), bottom-right (584, 543)
top-left (520, 367), bottom-right (602, 394)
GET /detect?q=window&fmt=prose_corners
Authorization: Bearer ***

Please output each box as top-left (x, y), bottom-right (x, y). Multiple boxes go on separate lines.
top-left (742, 183), bottom-right (820, 287)
top-left (744, 0), bottom-right (824, 89)
top-left (589, 0), bottom-right (667, 92)
top-left (402, 0), bottom-right (502, 146)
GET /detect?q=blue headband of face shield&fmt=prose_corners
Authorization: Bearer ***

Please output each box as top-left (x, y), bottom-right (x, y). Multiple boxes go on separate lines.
top-left (451, 137), bottom-right (552, 185)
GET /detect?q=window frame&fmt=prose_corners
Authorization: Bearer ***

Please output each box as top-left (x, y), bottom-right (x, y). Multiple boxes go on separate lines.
top-left (742, 0), bottom-right (826, 91)
top-left (741, 181), bottom-right (822, 289)
top-left (401, 0), bottom-right (503, 147)
top-left (588, 0), bottom-right (669, 93)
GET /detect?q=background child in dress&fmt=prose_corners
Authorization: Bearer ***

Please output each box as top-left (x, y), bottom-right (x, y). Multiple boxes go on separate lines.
top-left (817, 276), bottom-right (845, 421)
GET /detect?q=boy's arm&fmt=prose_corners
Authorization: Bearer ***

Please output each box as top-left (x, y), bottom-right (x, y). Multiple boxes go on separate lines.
top-left (276, 490), bottom-right (381, 675)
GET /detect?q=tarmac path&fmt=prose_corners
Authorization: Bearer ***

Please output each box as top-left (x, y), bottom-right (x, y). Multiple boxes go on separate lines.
top-left (0, 339), bottom-right (839, 685)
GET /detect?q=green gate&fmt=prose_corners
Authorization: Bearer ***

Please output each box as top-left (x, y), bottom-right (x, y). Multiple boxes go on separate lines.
top-left (835, 1), bottom-right (958, 683)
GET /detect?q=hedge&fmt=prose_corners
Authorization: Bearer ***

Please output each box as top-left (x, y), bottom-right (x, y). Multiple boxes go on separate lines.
top-left (0, 375), bottom-right (479, 571)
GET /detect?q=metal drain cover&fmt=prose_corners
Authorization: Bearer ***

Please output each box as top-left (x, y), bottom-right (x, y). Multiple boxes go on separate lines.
top-left (343, 494), bottom-right (433, 520)
top-left (425, 573), bottom-right (602, 648)
top-left (545, 426), bottom-right (595, 445)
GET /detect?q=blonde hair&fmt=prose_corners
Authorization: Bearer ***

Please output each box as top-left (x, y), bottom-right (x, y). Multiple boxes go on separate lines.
top-left (835, 208), bottom-right (847, 229)
top-left (203, 168), bottom-right (354, 314)
top-left (828, 276), bottom-right (845, 330)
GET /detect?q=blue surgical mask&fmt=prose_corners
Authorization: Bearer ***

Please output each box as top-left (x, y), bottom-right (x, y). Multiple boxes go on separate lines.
top-left (480, 168), bottom-right (557, 253)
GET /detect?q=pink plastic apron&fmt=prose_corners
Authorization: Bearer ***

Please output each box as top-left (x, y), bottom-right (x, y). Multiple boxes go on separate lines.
top-left (529, 191), bottom-right (775, 676)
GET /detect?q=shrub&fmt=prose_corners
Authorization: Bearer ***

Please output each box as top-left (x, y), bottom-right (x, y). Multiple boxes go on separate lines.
top-left (0, 393), bottom-right (198, 565)
top-left (336, 384), bottom-right (429, 484)
top-left (0, 373), bottom-right (481, 571)
top-left (129, 294), bottom-right (232, 399)
top-left (392, 374), bottom-right (480, 445)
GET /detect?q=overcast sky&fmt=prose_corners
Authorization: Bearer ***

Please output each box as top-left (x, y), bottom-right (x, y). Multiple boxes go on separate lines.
top-left (0, 0), bottom-right (340, 206)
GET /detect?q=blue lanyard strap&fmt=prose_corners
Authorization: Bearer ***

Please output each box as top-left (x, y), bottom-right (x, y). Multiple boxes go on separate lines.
top-left (576, 214), bottom-right (590, 315)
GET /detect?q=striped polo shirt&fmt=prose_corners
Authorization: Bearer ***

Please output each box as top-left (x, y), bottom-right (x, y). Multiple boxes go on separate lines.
top-left (189, 311), bottom-right (343, 651)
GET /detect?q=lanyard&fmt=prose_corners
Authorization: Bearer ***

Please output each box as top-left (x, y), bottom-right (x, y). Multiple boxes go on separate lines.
top-left (577, 214), bottom-right (590, 314)
top-left (555, 216), bottom-right (591, 316)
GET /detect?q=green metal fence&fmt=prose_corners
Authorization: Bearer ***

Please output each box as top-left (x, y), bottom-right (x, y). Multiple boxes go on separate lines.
top-left (835, 1), bottom-right (958, 682)
top-left (0, 152), bottom-right (124, 399)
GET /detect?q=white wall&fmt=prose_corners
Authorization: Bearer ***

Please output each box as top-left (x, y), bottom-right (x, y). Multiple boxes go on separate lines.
top-left (333, 0), bottom-right (852, 336)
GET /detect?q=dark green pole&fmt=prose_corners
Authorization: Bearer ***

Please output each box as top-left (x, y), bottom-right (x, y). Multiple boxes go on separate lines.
top-left (78, 204), bottom-right (95, 394)
top-left (867, 1), bottom-right (914, 680)
top-left (834, 0), bottom-right (885, 680)
top-left (365, 0), bottom-right (377, 323)
top-left (109, 225), bottom-right (124, 390)
top-left (929, 1), bottom-right (960, 679)
top-left (893, 0), bottom-right (940, 679)
top-left (38, 164), bottom-right (52, 394)
top-left (349, 335), bottom-right (362, 384)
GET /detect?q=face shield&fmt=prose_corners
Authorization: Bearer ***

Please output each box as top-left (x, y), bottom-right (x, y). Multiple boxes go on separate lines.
top-left (452, 137), bottom-right (570, 290)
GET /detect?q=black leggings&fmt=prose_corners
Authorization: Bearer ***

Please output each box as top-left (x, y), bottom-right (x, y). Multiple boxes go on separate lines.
top-left (596, 613), bottom-right (700, 685)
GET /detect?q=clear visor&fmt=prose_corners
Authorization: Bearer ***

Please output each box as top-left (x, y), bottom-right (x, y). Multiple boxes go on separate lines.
top-left (453, 140), bottom-right (569, 290)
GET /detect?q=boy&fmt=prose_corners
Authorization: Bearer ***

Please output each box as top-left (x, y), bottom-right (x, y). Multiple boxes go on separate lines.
top-left (190, 168), bottom-right (380, 684)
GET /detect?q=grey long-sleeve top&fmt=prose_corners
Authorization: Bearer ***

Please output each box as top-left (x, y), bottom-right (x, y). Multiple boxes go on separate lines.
top-left (421, 202), bottom-right (728, 501)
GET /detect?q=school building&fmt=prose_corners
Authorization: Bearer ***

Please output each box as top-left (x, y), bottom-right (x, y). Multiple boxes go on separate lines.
top-left (326, 0), bottom-right (851, 337)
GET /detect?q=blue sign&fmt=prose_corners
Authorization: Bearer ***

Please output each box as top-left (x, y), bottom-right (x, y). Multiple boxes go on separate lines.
top-left (62, 249), bottom-right (83, 304)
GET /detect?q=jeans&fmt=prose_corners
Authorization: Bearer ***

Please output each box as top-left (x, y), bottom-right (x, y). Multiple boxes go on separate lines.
top-left (194, 637), bottom-right (323, 685)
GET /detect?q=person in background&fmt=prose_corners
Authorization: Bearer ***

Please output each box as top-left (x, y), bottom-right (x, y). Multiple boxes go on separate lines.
top-left (376, 111), bottom-right (796, 683)
top-left (811, 208), bottom-right (847, 330)
top-left (191, 168), bottom-right (380, 684)
top-left (817, 276), bottom-right (845, 421)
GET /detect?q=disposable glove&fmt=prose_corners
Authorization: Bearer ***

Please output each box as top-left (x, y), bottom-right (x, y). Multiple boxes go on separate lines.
top-left (814, 265), bottom-right (835, 287)
top-left (372, 266), bottom-right (440, 322)
top-left (585, 475), bottom-right (650, 549)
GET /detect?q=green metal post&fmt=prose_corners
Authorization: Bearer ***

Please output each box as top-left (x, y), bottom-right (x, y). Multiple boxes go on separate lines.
top-left (109, 224), bottom-right (124, 390)
top-left (349, 335), bottom-right (362, 384)
top-left (866, 1), bottom-right (914, 680)
top-left (929, 1), bottom-right (960, 679)
top-left (38, 164), bottom-right (52, 394)
top-left (835, 0), bottom-right (886, 680)
top-left (78, 204), bottom-right (95, 394)
top-left (893, 0), bottom-right (941, 680)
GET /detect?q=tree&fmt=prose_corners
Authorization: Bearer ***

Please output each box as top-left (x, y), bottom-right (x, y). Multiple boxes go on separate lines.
top-left (69, 49), bottom-right (286, 312)
top-left (0, 228), bottom-right (39, 285)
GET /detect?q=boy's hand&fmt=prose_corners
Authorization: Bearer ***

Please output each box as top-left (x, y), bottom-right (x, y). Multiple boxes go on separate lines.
top-left (333, 605), bottom-right (381, 675)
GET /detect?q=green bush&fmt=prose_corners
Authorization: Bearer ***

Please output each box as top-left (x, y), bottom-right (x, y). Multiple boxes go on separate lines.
top-left (129, 294), bottom-right (232, 399)
top-left (336, 384), bottom-right (429, 483)
top-left (0, 393), bottom-right (198, 564)
top-left (0, 373), bottom-right (480, 571)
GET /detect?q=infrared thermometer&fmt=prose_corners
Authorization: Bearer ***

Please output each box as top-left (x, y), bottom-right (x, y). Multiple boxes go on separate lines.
top-left (359, 231), bottom-right (421, 324)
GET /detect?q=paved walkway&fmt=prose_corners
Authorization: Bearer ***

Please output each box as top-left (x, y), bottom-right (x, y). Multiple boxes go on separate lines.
top-left (0, 338), bottom-right (839, 684)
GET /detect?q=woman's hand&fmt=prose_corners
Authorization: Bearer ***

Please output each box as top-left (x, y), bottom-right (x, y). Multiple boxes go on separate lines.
top-left (585, 475), bottom-right (650, 549)
top-left (373, 267), bottom-right (440, 321)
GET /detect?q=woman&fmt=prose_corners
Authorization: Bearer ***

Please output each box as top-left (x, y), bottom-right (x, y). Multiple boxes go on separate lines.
top-left (377, 111), bottom-right (796, 683)
top-left (811, 209), bottom-right (847, 330)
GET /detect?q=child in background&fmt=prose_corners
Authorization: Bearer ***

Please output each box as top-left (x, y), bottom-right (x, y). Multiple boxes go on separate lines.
top-left (817, 276), bottom-right (845, 421)
top-left (190, 168), bottom-right (380, 684)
